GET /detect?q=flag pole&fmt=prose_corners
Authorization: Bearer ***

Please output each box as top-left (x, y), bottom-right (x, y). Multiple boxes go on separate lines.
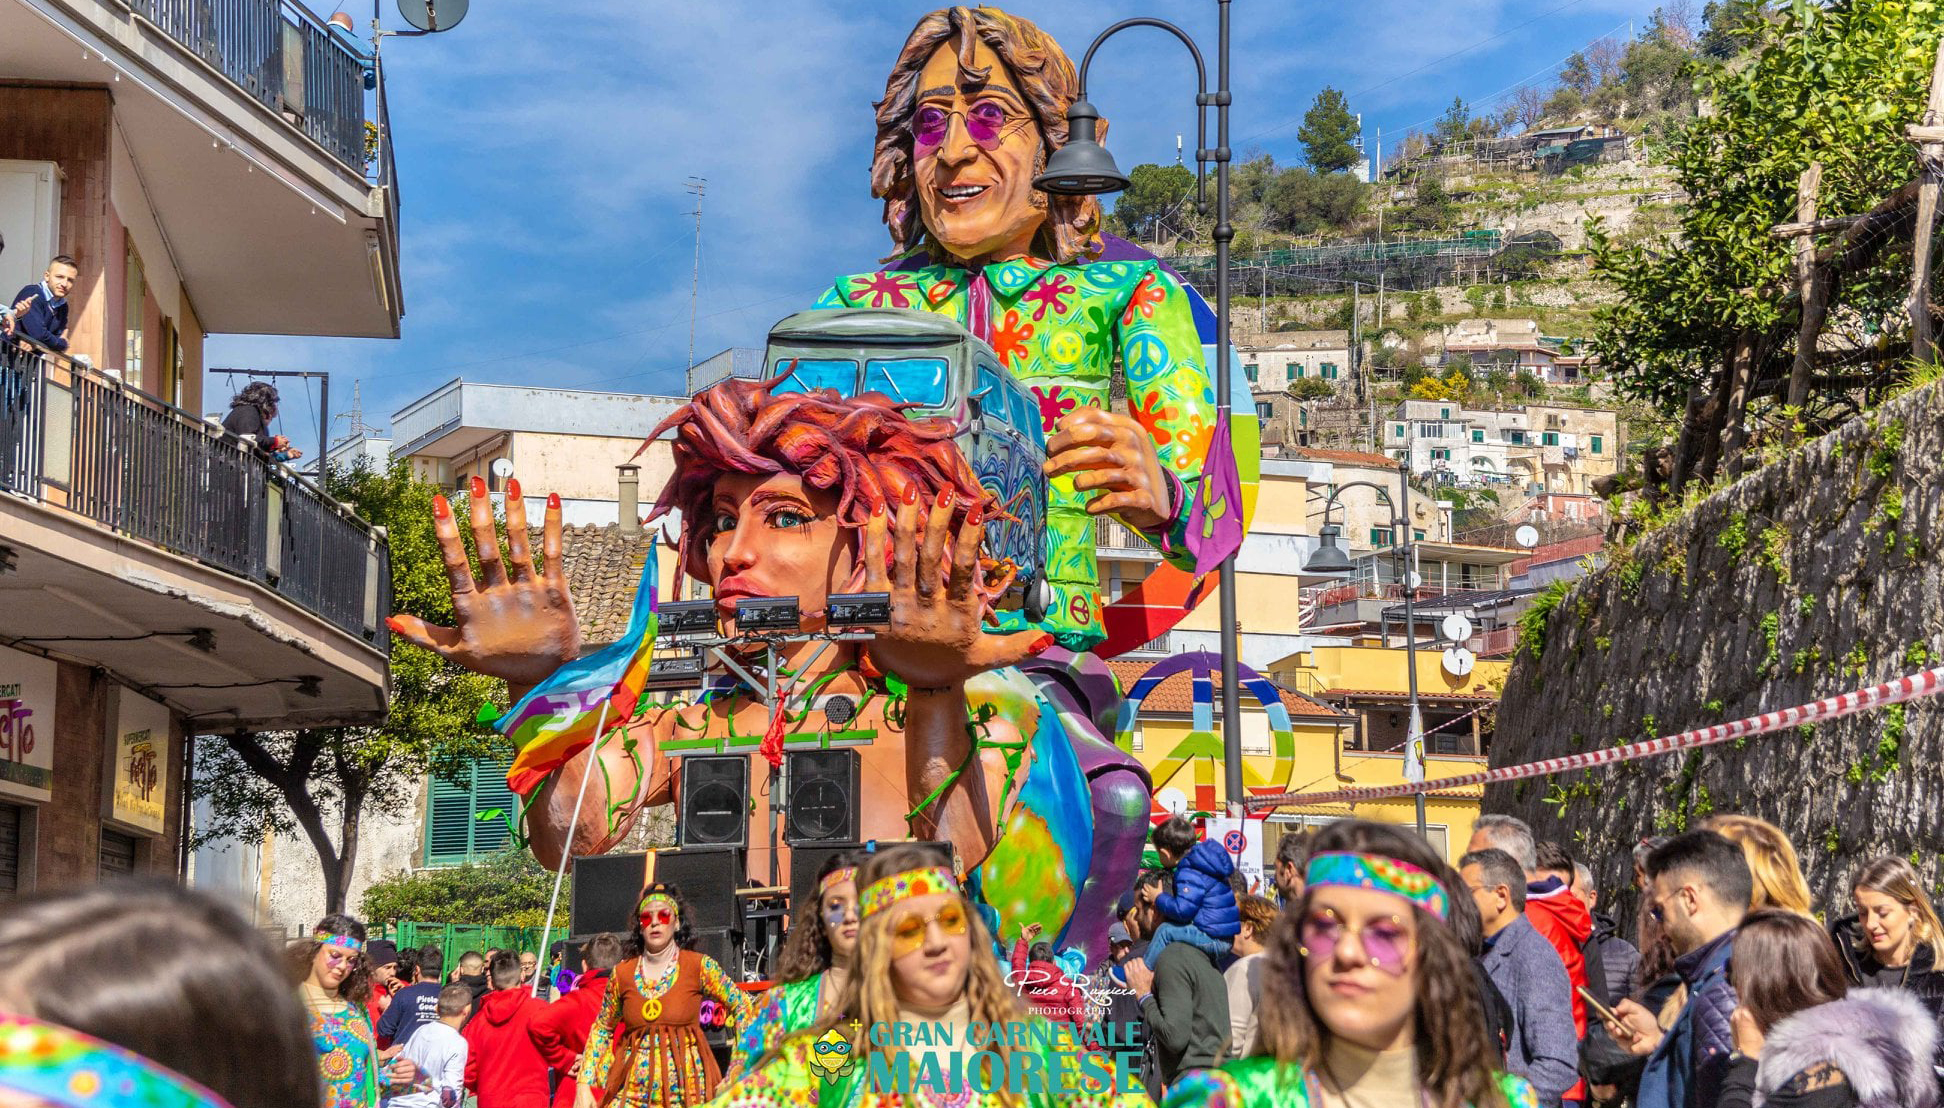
top-left (534, 699), bottom-right (612, 998)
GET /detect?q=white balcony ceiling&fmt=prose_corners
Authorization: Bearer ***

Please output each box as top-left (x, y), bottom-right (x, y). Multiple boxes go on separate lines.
top-left (0, 0), bottom-right (401, 338)
top-left (0, 495), bottom-right (389, 729)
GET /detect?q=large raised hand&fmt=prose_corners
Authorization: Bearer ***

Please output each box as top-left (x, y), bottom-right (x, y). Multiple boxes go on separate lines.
top-left (860, 486), bottom-right (1051, 690)
top-left (1043, 407), bottom-right (1172, 533)
top-left (387, 476), bottom-right (583, 687)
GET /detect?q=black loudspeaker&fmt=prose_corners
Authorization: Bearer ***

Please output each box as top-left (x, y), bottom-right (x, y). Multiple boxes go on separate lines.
top-left (569, 852), bottom-right (649, 939)
top-left (784, 750), bottom-right (859, 845)
top-left (650, 846), bottom-right (743, 932)
top-left (788, 842), bottom-right (864, 910)
top-left (679, 755), bottom-right (749, 848)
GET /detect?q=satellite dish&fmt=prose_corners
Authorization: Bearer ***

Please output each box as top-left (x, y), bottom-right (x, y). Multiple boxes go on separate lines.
top-left (1155, 787), bottom-right (1189, 818)
top-left (1442, 613), bottom-right (1474, 642)
top-left (1515, 524), bottom-right (1541, 549)
top-left (1443, 646), bottom-right (1476, 677)
top-left (490, 457), bottom-right (514, 480)
top-left (1405, 571), bottom-right (1423, 589)
top-left (398, 0), bottom-right (466, 31)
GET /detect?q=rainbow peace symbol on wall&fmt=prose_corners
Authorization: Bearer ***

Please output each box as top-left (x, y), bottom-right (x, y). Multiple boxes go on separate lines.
top-left (1113, 650), bottom-right (1298, 814)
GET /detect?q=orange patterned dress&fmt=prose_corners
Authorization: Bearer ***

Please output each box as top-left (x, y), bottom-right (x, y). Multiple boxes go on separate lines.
top-left (582, 949), bottom-right (754, 1107)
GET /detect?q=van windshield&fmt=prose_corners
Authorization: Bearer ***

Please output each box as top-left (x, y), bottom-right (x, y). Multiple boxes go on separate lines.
top-left (770, 359), bottom-right (858, 396)
top-left (864, 357), bottom-right (950, 407)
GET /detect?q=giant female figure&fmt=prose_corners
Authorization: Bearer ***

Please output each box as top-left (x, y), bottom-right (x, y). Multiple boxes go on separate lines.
top-left (391, 378), bottom-right (1151, 962)
top-left (820, 6), bottom-right (1233, 651)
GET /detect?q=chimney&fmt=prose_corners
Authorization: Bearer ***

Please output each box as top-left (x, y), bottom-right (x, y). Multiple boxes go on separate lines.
top-left (616, 464), bottom-right (640, 535)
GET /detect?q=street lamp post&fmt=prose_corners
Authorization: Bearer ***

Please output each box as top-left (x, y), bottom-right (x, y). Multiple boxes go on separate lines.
top-left (1037, 0), bottom-right (1245, 814)
top-left (1302, 463), bottom-right (1428, 836)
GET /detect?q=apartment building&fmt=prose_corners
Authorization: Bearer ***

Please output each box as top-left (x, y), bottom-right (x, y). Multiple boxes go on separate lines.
top-left (1384, 398), bottom-right (1621, 494)
top-left (1237, 329), bottom-right (1359, 392)
top-left (1438, 318), bottom-right (1592, 383)
top-left (0, 0), bottom-right (399, 891)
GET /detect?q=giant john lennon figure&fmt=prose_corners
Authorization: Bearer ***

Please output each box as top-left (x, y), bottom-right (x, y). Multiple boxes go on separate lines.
top-left (390, 7), bottom-right (1226, 962)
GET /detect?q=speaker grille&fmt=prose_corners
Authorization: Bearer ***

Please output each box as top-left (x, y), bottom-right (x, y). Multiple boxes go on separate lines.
top-left (783, 750), bottom-right (858, 846)
top-left (568, 852), bottom-right (649, 939)
top-left (680, 756), bottom-right (749, 848)
top-left (650, 846), bottom-right (742, 932)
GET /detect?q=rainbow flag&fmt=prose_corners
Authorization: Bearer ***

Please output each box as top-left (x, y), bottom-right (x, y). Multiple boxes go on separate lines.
top-left (498, 548), bottom-right (658, 796)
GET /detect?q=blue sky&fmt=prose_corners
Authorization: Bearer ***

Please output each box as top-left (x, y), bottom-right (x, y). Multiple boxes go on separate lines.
top-left (206, 0), bottom-right (1662, 456)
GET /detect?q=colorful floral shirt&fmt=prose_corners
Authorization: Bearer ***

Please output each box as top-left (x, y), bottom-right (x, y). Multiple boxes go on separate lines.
top-left (729, 974), bottom-right (830, 1082)
top-left (1160, 1057), bottom-right (1540, 1107)
top-left (582, 951), bottom-right (756, 1107)
top-left (814, 257), bottom-right (1216, 649)
top-left (308, 998), bottom-right (378, 1108)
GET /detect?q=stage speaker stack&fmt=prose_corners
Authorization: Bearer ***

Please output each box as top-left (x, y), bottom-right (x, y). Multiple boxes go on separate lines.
top-left (679, 755), bottom-right (750, 848)
top-left (788, 843), bottom-right (864, 910)
top-left (568, 851), bottom-right (650, 939)
top-left (783, 750), bottom-right (859, 846)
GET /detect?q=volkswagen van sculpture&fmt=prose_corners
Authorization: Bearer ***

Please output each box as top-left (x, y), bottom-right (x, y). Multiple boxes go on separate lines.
top-left (762, 308), bottom-right (1053, 622)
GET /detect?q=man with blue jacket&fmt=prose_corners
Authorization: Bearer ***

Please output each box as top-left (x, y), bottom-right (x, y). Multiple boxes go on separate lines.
top-left (1606, 830), bottom-right (1751, 1108)
top-left (1144, 815), bottom-right (1240, 971)
top-left (1465, 847), bottom-right (1579, 1108)
top-left (5, 256), bottom-right (77, 353)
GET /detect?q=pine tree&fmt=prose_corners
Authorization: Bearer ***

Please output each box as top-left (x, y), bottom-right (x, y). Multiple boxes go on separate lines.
top-left (1298, 87), bottom-right (1362, 173)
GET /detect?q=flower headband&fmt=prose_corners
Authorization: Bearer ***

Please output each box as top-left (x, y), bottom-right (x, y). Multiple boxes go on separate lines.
top-left (0, 1013), bottom-right (235, 1108)
top-left (314, 931), bottom-right (363, 953)
top-left (858, 866), bottom-right (959, 918)
top-left (1305, 852), bottom-right (1449, 920)
top-left (818, 867), bottom-right (858, 898)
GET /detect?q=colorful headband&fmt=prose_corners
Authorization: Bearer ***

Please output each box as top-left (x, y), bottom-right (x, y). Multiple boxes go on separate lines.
top-left (1304, 852), bottom-right (1450, 920)
top-left (314, 932), bottom-right (363, 953)
top-left (859, 866), bottom-right (960, 918)
top-left (639, 893), bottom-right (678, 916)
top-left (0, 1013), bottom-right (236, 1108)
top-left (819, 867), bottom-right (858, 898)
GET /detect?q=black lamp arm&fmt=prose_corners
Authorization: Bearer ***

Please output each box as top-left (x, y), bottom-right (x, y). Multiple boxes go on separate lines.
top-left (1076, 17), bottom-right (1210, 207)
top-left (1318, 478), bottom-right (1396, 528)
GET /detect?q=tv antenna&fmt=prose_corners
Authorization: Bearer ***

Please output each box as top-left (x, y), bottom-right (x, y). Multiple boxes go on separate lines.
top-left (686, 176), bottom-right (707, 381)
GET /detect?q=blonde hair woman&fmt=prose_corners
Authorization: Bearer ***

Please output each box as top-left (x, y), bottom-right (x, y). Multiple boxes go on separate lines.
top-left (713, 843), bottom-right (1146, 1106)
top-left (1702, 815), bottom-right (1815, 917)
top-left (1835, 856), bottom-right (1944, 997)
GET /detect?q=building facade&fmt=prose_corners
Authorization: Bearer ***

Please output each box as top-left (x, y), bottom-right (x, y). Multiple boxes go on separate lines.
top-left (1384, 398), bottom-right (1622, 494)
top-left (2, 0), bottom-right (399, 897)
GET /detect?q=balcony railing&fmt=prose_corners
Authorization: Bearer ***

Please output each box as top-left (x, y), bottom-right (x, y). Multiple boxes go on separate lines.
top-left (0, 341), bottom-right (390, 648)
top-left (126, 0), bottom-right (374, 175)
top-left (1095, 517), bottom-right (1161, 555)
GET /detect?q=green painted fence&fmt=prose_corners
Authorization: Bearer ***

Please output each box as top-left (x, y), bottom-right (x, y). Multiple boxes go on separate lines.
top-left (373, 922), bottom-right (572, 974)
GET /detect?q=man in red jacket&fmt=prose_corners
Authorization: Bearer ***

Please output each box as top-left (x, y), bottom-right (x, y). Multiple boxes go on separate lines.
top-left (464, 952), bottom-right (550, 1108)
top-left (1472, 814), bottom-right (1594, 1105)
top-left (528, 934), bottom-right (626, 1108)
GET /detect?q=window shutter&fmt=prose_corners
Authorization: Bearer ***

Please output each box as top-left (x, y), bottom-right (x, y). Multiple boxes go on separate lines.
top-left (471, 758), bottom-right (516, 856)
top-left (426, 772), bottom-right (474, 865)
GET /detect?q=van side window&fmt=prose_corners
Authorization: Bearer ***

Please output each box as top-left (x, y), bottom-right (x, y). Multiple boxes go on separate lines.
top-left (771, 359), bottom-right (857, 396)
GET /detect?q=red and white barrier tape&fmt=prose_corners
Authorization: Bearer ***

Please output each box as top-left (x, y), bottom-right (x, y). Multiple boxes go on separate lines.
top-left (1245, 665), bottom-right (1944, 811)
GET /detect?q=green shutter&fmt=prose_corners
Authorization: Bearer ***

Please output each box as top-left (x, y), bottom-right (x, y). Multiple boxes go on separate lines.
top-left (1471, 429), bottom-right (1484, 442)
top-left (425, 756), bottom-right (516, 865)
top-left (1592, 435), bottom-right (1603, 454)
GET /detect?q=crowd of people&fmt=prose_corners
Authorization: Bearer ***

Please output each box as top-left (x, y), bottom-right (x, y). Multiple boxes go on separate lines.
top-left (1, 811), bottom-right (1941, 1108)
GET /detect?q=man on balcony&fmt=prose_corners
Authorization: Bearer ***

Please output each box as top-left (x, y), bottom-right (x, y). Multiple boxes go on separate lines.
top-left (5, 255), bottom-right (78, 353)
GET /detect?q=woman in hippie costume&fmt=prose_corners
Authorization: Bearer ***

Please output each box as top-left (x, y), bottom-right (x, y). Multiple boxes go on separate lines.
top-left (577, 883), bottom-right (757, 1107)
top-left (710, 842), bottom-right (1146, 1107)
top-left (296, 914), bottom-right (413, 1108)
top-left (1163, 821), bottom-right (1539, 1108)
top-left (726, 851), bottom-right (865, 1082)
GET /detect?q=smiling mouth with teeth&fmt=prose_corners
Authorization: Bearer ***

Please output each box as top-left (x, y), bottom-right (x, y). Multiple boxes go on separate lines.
top-left (939, 184), bottom-right (990, 200)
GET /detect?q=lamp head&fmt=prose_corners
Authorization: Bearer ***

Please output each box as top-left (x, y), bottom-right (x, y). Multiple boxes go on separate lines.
top-left (1302, 523), bottom-right (1355, 576)
top-left (1033, 100), bottom-right (1129, 195)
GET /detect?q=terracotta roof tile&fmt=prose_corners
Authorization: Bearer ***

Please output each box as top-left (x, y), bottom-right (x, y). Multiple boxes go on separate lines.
top-left (1106, 659), bottom-right (1348, 720)
top-left (1290, 447), bottom-right (1400, 469)
top-left (535, 524), bottom-right (659, 645)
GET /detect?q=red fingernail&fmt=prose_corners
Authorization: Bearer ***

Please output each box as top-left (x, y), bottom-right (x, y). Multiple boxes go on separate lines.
top-left (507, 478), bottom-right (522, 500)
top-left (1030, 634), bottom-right (1056, 653)
top-left (903, 484), bottom-right (918, 506)
top-left (968, 503), bottom-right (983, 524)
top-left (384, 615), bottom-right (407, 634)
top-left (939, 489), bottom-right (954, 509)
top-left (470, 475), bottom-right (487, 498)
top-left (548, 492), bottom-right (561, 510)
top-left (433, 494), bottom-right (451, 520)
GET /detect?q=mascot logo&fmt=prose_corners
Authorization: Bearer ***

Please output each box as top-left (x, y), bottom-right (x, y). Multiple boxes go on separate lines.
top-left (811, 1028), bottom-right (856, 1083)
